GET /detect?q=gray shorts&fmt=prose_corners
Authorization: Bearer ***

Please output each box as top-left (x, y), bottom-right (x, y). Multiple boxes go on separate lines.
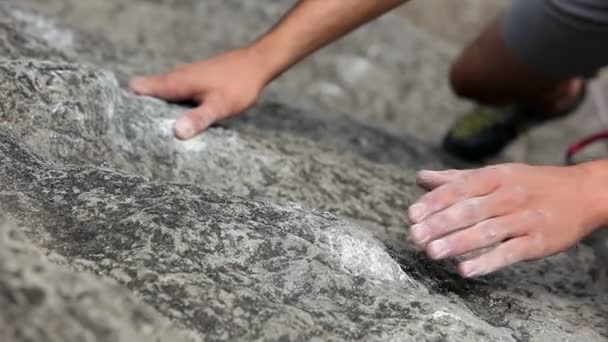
top-left (504, 0), bottom-right (608, 78)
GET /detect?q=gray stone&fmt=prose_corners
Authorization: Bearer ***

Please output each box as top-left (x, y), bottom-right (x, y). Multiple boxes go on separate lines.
top-left (0, 221), bottom-right (199, 342)
top-left (5, 0), bottom-right (466, 144)
top-left (0, 2), bottom-right (605, 341)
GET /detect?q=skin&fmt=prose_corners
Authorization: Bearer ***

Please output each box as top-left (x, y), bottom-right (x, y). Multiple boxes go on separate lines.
top-left (448, 16), bottom-right (585, 115)
top-left (130, 1), bottom-right (608, 277)
top-left (409, 162), bottom-right (608, 278)
top-left (130, 0), bottom-right (408, 140)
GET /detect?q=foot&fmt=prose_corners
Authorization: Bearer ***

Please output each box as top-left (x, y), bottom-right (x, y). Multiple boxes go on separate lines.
top-left (442, 79), bottom-right (586, 162)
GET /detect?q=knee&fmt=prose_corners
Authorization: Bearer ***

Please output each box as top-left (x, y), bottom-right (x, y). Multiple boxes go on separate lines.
top-left (449, 56), bottom-right (481, 100)
top-left (448, 47), bottom-right (513, 105)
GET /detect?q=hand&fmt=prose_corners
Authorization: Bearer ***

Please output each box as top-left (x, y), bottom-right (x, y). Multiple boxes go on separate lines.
top-left (407, 163), bottom-right (604, 278)
top-left (129, 48), bottom-right (268, 140)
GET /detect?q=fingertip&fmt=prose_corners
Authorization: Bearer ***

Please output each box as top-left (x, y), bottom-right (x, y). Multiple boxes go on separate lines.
top-left (457, 263), bottom-right (470, 278)
top-left (458, 261), bottom-right (485, 278)
top-left (416, 169), bottom-right (436, 179)
top-left (174, 106), bottom-right (216, 140)
top-left (416, 170), bottom-right (438, 188)
top-left (409, 222), bottom-right (431, 245)
top-left (426, 239), bottom-right (450, 260)
top-left (408, 203), bottom-right (427, 223)
top-left (417, 169), bottom-right (456, 190)
top-left (174, 117), bottom-right (196, 140)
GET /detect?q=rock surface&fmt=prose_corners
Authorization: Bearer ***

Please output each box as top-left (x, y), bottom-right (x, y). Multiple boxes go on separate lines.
top-left (0, 1), bottom-right (606, 341)
top-left (0, 221), bottom-right (198, 342)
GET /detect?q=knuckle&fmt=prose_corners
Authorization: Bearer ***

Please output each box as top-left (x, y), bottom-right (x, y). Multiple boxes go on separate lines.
top-left (475, 219), bottom-right (502, 243)
top-left (460, 198), bottom-right (481, 221)
top-left (460, 172), bottom-right (474, 185)
top-left (499, 186), bottom-right (527, 209)
top-left (484, 229), bottom-right (499, 244)
top-left (426, 186), bottom-right (448, 209)
top-left (482, 164), bottom-right (505, 177)
top-left (452, 179), bottom-right (470, 198)
top-left (520, 209), bottom-right (544, 225)
top-left (438, 184), bottom-right (455, 201)
top-left (474, 167), bottom-right (501, 188)
top-left (480, 224), bottom-right (499, 244)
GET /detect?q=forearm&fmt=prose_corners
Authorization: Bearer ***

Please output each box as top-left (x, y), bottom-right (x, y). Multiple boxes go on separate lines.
top-left (247, 0), bottom-right (409, 85)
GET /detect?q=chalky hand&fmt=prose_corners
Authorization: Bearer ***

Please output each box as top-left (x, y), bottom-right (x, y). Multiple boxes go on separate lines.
top-left (408, 163), bottom-right (601, 277)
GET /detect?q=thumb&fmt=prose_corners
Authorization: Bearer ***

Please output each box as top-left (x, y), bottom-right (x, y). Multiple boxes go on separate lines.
top-left (173, 94), bottom-right (228, 140)
top-left (129, 72), bottom-right (193, 101)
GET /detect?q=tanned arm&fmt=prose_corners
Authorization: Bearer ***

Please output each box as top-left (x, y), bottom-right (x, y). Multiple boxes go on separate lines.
top-left (252, 0), bottom-right (409, 84)
top-left (130, 0), bottom-right (409, 139)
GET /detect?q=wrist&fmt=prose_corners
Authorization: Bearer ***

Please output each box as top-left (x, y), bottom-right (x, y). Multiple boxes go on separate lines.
top-left (576, 159), bottom-right (608, 231)
top-left (244, 33), bottom-right (295, 86)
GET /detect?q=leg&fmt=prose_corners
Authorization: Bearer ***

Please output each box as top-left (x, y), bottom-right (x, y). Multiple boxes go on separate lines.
top-left (443, 0), bottom-right (608, 161)
top-left (449, 15), bottom-right (583, 114)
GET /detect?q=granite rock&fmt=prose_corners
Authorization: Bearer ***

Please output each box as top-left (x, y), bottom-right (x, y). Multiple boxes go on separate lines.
top-left (0, 221), bottom-right (199, 342)
top-left (0, 2), bottom-right (606, 341)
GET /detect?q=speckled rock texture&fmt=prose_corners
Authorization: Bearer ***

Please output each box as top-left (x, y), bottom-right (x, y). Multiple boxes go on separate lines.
top-left (0, 222), bottom-right (199, 342)
top-left (0, 1), bottom-right (606, 341)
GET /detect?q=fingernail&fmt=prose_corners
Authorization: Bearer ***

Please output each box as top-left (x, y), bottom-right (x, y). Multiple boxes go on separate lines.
top-left (461, 262), bottom-right (487, 278)
top-left (428, 239), bottom-right (450, 260)
top-left (409, 223), bottom-right (431, 245)
top-left (409, 203), bottom-right (427, 222)
top-left (174, 118), bottom-right (195, 139)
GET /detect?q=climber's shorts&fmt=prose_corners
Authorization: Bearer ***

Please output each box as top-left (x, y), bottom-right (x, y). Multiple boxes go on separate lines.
top-left (504, 0), bottom-right (608, 78)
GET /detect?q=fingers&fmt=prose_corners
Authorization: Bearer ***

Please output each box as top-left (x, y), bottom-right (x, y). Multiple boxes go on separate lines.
top-left (458, 236), bottom-right (534, 278)
top-left (409, 186), bottom-right (525, 245)
top-left (416, 169), bottom-right (465, 190)
top-left (131, 72), bottom-right (235, 140)
top-left (408, 167), bottom-right (500, 224)
top-left (425, 210), bottom-right (536, 260)
top-left (129, 71), bottom-right (195, 101)
top-left (173, 93), bottom-right (228, 140)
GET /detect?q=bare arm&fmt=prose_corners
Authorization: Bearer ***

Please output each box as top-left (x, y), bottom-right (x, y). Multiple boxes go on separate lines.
top-left (252, 0), bottom-right (409, 84)
top-left (130, 0), bottom-right (409, 139)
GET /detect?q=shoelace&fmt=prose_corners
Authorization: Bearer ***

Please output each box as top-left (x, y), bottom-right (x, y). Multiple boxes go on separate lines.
top-left (565, 81), bottom-right (608, 165)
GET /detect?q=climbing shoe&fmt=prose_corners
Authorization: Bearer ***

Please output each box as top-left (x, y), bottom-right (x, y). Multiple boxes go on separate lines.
top-left (442, 84), bottom-right (587, 162)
